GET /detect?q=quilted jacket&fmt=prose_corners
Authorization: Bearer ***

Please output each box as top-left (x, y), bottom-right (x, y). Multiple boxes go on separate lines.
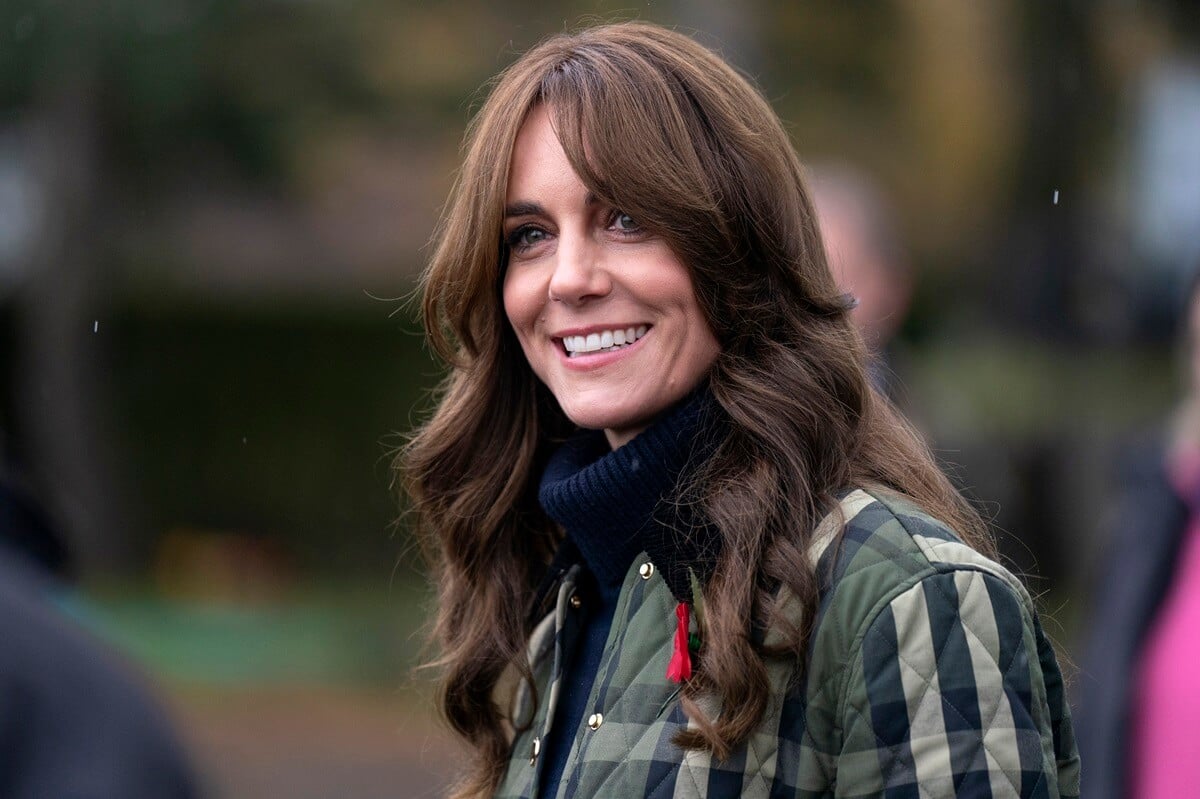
top-left (494, 488), bottom-right (1081, 798)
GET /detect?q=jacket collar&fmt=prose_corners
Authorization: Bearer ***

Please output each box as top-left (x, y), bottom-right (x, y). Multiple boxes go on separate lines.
top-left (534, 387), bottom-right (725, 611)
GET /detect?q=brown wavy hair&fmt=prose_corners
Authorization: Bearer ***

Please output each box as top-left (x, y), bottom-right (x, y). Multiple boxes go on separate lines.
top-left (400, 21), bottom-right (994, 799)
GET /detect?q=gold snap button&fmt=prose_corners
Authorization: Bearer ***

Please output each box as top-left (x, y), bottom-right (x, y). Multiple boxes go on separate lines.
top-left (587, 713), bottom-right (604, 730)
top-left (529, 736), bottom-right (541, 765)
top-left (638, 562), bottom-right (654, 580)
top-left (569, 594), bottom-right (582, 609)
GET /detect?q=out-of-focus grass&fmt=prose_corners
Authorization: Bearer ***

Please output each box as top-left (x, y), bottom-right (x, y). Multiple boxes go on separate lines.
top-left (62, 577), bottom-right (456, 798)
top-left (68, 577), bottom-right (433, 688)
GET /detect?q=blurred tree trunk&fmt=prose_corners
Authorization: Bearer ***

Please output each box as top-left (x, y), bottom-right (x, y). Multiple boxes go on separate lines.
top-left (14, 18), bottom-right (126, 574)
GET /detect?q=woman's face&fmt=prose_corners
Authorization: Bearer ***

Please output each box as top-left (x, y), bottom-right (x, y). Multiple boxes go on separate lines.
top-left (502, 106), bottom-right (720, 448)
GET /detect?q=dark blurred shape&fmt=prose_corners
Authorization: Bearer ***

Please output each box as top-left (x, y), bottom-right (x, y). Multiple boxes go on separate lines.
top-left (1075, 439), bottom-right (1184, 799)
top-left (809, 162), bottom-right (912, 397)
top-left (1075, 267), bottom-right (1200, 799)
top-left (0, 463), bottom-right (70, 578)
top-left (0, 475), bottom-right (199, 799)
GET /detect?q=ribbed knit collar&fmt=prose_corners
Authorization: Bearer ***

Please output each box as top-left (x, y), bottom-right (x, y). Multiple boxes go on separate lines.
top-left (538, 388), bottom-right (723, 603)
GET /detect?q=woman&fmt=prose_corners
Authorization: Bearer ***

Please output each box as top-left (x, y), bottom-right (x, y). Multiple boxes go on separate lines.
top-left (402, 22), bottom-right (1079, 799)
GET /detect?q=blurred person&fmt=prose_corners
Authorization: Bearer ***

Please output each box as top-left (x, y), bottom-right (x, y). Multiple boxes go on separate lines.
top-left (0, 464), bottom-right (199, 799)
top-left (0, 461), bottom-right (71, 580)
top-left (1076, 269), bottom-right (1200, 799)
top-left (402, 22), bottom-right (1079, 799)
top-left (809, 163), bottom-right (913, 397)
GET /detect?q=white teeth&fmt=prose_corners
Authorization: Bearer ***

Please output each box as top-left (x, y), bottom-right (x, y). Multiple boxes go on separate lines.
top-left (561, 326), bottom-right (650, 355)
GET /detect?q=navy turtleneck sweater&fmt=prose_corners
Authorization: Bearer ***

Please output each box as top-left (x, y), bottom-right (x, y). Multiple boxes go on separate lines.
top-left (535, 390), bottom-right (721, 794)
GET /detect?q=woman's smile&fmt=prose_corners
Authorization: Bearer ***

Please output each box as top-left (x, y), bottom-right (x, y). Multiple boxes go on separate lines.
top-left (558, 324), bottom-right (650, 358)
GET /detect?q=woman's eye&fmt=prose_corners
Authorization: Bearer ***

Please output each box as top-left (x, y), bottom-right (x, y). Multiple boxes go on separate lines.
top-left (612, 212), bottom-right (639, 232)
top-left (507, 226), bottom-right (546, 252)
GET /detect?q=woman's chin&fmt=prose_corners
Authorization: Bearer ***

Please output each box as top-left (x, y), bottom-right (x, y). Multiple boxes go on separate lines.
top-left (560, 403), bottom-right (650, 441)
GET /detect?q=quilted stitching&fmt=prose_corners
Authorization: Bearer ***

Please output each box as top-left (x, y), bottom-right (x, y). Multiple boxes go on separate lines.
top-left (853, 570), bottom-right (1040, 797)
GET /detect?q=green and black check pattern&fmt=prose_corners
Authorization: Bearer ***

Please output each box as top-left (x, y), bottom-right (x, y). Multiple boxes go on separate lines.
top-left (496, 489), bottom-right (1081, 798)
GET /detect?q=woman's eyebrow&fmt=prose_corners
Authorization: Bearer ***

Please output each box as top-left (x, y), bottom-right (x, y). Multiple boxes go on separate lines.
top-left (504, 201), bottom-right (544, 218)
top-left (504, 194), bottom-right (600, 219)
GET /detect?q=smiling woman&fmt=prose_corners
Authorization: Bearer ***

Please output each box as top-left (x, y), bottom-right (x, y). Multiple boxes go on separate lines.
top-left (400, 22), bottom-right (1080, 799)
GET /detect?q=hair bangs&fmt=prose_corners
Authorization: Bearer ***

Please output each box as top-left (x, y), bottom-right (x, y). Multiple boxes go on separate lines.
top-left (537, 51), bottom-right (724, 244)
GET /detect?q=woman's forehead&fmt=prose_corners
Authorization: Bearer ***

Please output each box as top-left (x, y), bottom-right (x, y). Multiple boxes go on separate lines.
top-left (505, 106), bottom-right (581, 203)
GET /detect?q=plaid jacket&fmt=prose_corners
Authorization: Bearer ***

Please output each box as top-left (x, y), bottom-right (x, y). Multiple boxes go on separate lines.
top-left (495, 488), bottom-right (1081, 798)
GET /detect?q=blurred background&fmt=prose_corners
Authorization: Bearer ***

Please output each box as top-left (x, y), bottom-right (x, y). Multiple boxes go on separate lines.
top-left (1, 1), bottom-right (1198, 796)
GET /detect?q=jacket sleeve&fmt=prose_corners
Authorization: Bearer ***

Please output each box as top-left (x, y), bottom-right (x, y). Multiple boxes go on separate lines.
top-left (834, 568), bottom-right (1080, 799)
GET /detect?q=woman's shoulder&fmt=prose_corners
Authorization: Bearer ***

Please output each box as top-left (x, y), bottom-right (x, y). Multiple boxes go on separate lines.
top-left (800, 488), bottom-right (1080, 798)
top-left (813, 486), bottom-right (1029, 620)
top-left (801, 486), bottom-right (1043, 701)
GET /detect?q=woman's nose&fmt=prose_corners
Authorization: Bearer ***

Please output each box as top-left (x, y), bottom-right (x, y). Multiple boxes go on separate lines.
top-left (548, 234), bottom-right (611, 304)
